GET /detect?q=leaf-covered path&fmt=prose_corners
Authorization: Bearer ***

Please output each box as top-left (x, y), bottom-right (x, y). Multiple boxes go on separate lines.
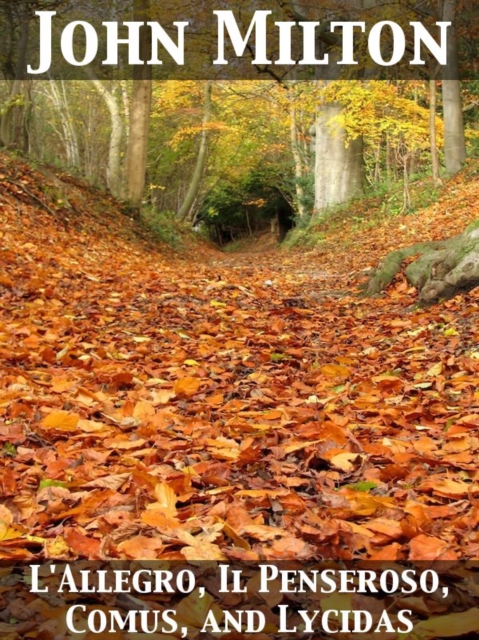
top-left (1, 153), bottom-right (479, 569)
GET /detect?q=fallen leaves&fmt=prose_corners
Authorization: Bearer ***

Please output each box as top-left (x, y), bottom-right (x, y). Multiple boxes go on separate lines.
top-left (2, 153), bottom-right (479, 637)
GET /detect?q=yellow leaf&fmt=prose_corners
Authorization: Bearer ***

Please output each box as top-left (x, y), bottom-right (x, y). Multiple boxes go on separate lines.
top-left (262, 409), bottom-right (283, 420)
top-left (444, 327), bottom-right (459, 336)
top-left (409, 609), bottom-right (479, 639)
top-left (184, 359), bottom-right (200, 366)
top-left (322, 592), bottom-right (354, 614)
top-left (44, 536), bottom-right (71, 559)
top-left (77, 419), bottom-right (108, 433)
top-left (320, 364), bottom-right (350, 378)
top-left (153, 389), bottom-right (175, 405)
top-left (141, 511), bottom-right (180, 530)
top-left (56, 344), bottom-right (70, 360)
top-left (235, 489), bottom-right (288, 498)
top-left (26, 535), bottom-right (46, 543)
top-left (0, 522), bottom-right (25, 541)
top-left (427, 362), bottom-right (443, 377)
top-left (175, 590), bottom-right (223, 630)
top-left (0, 505), bottom-right (13, 525)
top-left (205, 393), bottom-right (224, 406)
top-left (330, 452), bottom-right (364, 472)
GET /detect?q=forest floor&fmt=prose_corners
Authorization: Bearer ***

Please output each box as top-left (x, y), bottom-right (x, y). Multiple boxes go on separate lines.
top-left (1, 153), bottom-right (479, 637)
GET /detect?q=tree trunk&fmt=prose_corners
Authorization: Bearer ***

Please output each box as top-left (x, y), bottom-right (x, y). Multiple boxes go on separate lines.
top-left (125, 79), bottom-right (151, 212)
top-left (429, 80), bottom-right (441, 186)
top-left (313, 102), bottom-right (363, 215)
top-left (124, 0), bottom-right (152, 214)
top-left (0, 2), bottom-right (30, 149)
top-left (289, 98), bottom-right (307, 219)
top-left (22, 81), bottom-right (33, 154)
top-left (177, 81), bottom-right (212, 223)
top-left (89, 77), bottom-right (124, 198)
top-left (0, 79), bottom-right (23, 147)
top-left (43, 81), bottom-right (80, 168)
top-left (373, 139), bottom-right (381, 184)
top-left (442, 0), bottom-right (466, 175)
top-left (366, 221), bottom-right (479, 304)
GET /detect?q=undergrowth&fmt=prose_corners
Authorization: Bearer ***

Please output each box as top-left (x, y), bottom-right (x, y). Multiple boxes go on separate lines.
top-left (284, 172), bottom-right (448, 249)
top-left (140, 208), bottom-right (187, 250)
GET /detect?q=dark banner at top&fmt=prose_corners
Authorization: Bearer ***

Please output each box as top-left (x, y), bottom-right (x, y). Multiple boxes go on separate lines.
top-left (0, 0), bottom-right (476, 81)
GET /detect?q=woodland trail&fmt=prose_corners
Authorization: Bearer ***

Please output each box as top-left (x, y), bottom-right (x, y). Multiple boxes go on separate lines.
top-left (1, 154), bottom-right (479, 573)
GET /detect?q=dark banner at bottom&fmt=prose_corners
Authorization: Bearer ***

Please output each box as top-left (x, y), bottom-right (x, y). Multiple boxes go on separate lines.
top-left (1, 561), bottom-right (478, 639)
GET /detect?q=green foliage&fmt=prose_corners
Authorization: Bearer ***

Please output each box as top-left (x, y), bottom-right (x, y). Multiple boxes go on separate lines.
top-left (408, 184), bottom-right (440, 212)
top-left (283, 227), bottom-right (325, 249)
top-left (201, 165), bottom-right (295, 242)
top-left (0, 93), bottom-right (25, 116)
top-left (371, 177), bottom-right (440, 217)
top-left (140, 208), bottom-right (184, 249)
top-left (222, 238), bottom-right (252, 253)
top-left (39, 479), bottom-right (67, 490)
top-left (270, 352), bottom-right (290, 362)
top-left (345, 481), bottom-right (379, 492)
top-left (285, 172), bottom-right (446, 249)
top-left (1, 442), bottom-right (16, 458)
top-left (292, 171), bottom-right (315, 216)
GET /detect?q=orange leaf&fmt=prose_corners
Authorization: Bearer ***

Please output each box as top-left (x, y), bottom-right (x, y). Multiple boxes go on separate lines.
top-left (409, 534), bottom-right (458, 561)
top-left (117, 535), bottom-right (163, 559)
top-left (133, 400), bottom-right (155, 420)
top-left (41, 410), bottom-right (80, 431)
top-left (146, 482), bottom-right (178, 517)
top-left (174, 377), bottom-right (201, 397)
top-left (242, 524), bottom-right (289, 541)
top-left (181, 543), bottom-right (227, 561)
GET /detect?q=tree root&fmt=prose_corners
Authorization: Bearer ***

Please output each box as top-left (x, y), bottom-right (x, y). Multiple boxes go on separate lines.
top-left (365, 222), bottom-right (479, 303)
top-left (364, 242), bottom-right (442, 296)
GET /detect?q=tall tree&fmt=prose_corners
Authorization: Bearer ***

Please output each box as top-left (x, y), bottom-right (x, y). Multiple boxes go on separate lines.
top-left (288, 88), bottom-right (308, 219)
top-left (89, 78), bottom-right (125, 198)
top-left (441, 0), bottom-right (466, 174)
top-left (278, 0), bottom-right (365, 216)
top-left (124, 0), bottom-right (152, 214)
top-left (43, 81), bottom-right (80, 167)
top-left (0, 0), bottom-right (65, 150)
top-left (0, 1), bottom-right (32, 149)
top-left (313, 96), bottom-right (364, 215)
top-left (429, 79), bottom-right (441, 185)
top-left (177, 81), bottom-right (213, 223)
